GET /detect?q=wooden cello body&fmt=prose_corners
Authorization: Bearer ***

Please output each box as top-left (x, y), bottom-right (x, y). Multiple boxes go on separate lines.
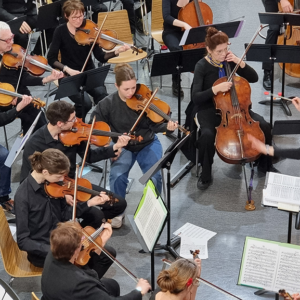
top-left (178, 0), bottom-right (213, 50)
top-left (213, 66), bottom-right (265, 164)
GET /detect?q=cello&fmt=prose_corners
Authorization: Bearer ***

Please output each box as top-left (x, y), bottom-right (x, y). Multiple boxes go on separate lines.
top-left (178, 0), bottom-right (213, 50)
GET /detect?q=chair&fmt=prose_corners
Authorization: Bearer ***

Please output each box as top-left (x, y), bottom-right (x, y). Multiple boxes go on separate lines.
top-left (97, 10), bottom-right (147, 78)
top-left (0, 207), bottom-right (43, 285)
top-left (194, 113), bottom-right (201, 177)
top-left (31, 292), bottom-right (40, 300)
top-left (0, 278), bottom-right (20, 300)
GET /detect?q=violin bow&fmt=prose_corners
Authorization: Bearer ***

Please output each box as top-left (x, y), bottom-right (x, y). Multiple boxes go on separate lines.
top-left (72, 165), bottom-right (80, 221)
top-left (81, 227), bottom-right (140, 284)
top-left (81, 14), bottom-right (108, 73)
top-left (128, 88), bottom-right (159, 135)
top-left (79, 116), bottom-right (96, 178)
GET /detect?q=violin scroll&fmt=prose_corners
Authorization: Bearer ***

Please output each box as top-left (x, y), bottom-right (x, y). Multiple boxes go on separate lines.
top-left (279, 289), bottom-right (293, 300)
top-left (32, 97), bottom-right (46, 109)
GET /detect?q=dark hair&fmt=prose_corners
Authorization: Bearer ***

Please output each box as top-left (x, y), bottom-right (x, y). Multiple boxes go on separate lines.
top-left (205, 27), bottom-right (228, 51)
top-left (29, 149), bottom-right (70, 174)
top-left (63, 0), bottom-right (85, 18)
top-left (157, 259), bottom-right (198, 294)
top-left (46, 101), bottom-right (75, 125)
top-left (50, 222), bottom-right (82, 261)
top-left (114, 63), bottom-right (136, 87)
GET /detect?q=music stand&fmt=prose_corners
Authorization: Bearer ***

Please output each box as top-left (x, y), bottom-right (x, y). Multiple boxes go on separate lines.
top-left (258, 12), bottom-right (300, 115)
top-left (7, 16), bottom-right (27, 34)
top-left (139, 133), bottom-right (190, 258)
top-left (245, 43), bottom-right (300, 126)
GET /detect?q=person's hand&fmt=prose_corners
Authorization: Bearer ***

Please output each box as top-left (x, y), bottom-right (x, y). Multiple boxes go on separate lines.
top-left (64, 67), bottom-right (81, 76)
top-left (43, 70), bottom-right (64, 84)
top-left (247, 133), bottom-right (274, 156)
top-left (280, 0), bottom-right (293, 12)
top-left (292, 293), bottom-right (300, 300)
top-left (135, 278), bottom-right (151, 295)
top-left (114, 135), bottom-right (131, 150)
top-left (115, 44), bottom-right (131, 55)
top-left (99, 222), bottom-right (113, 246)
top-left (19, 21), bottom-right (32, 34)
top-left (167, 120), bottom-right (178, 131)
top-left (214, 82), bottom-right (232, 94)
top-left (183, 22), bottom-right (192, 30)
top-left (88, 192), bottom-right (110, 206)
top-left (111, 148), bottom-right (121, 162)
top-left (11, 97), bottom-right (18, 106)
top-left (65, 194), bottom-right (74, 206)
top-left (292, 97), bottom-right (300, 112)
top-left (194, 258), bottom-right (201, 277)
top-left (16, 95), bottom-right (32, 111)
top-left (225, 50), bottom-right (240, 64)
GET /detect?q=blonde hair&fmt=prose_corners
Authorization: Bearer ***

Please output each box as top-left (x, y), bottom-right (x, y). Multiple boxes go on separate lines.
top-left (114, 63), bottom-right (136, 87)
top-left (157, 259), bottom-right (198, 294)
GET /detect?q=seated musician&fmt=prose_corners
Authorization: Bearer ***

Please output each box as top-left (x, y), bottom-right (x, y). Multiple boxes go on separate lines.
top-left (15, 148), bottom-right (116, 280)
top-left (0, 21), bottom-right (63, 134)
top-left (189, 27), bottom-right (277, 190)
top-left (90, 63), bottom-right (178, 199)
top-left (162, 0), bottom-right (192, 97)
top-left (0, 95), bottom-right (32, 214)
top-left (47, 0), bottom-right (130, 121)
top-left (20, 100), bottom-right (129, 228)
top-left (41, 221), bottom-right (151, 300)
top-left (150, 257), bottom-right (201, 300)
top-left (249, 97), bottom-right (300, 159)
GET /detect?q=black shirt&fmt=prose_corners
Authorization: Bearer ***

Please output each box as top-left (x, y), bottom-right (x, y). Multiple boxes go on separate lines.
top-left (20, 124), bottom-right (115, 183)
top-left (0, 107), bottom-right (18, 127)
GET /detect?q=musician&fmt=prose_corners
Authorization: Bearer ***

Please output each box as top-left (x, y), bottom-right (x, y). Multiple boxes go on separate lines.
top-left (47, 0), bottom-right (130, 121)
top-left (0, 95), bottom-right (32, 214)
top-left (0, 21), bottom-right (63, 134)
top-left (15, 148), bottom-right (116, 280)
top-left (90, 63), bottom-right (178, 199)
top-left (41, 221), bottom-right (151, 300)
top-left (162, 0), bottom-right (192, 97)
top-left (190, 27), bottom-right (277, 190)
top-left (150, 258), bottom-right (201, 300)
top-left (261, 0), bottom-right (293, 90)
top-left (20, 100), bottom-right (129, 228)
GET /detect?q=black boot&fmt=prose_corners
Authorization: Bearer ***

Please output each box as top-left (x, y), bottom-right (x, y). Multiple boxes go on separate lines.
top-left (263, 70), bottom-right (272, 90)
top-left (172, 82), bottom-right (184, 98)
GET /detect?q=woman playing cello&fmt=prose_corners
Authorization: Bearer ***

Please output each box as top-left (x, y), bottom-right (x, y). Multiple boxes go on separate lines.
top-left (189, 27), bottom-right (277, 190)
top-left (47, 0), bottom-right (130, 121)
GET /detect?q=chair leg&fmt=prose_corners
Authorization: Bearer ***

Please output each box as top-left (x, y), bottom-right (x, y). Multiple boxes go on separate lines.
top-left (8, 277), bottom-right (14, 287)
top-left (3, 126), bottom-right (9, 150)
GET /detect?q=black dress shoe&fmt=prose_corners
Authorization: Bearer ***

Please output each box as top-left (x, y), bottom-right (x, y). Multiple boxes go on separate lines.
top-left (258, 165), bottom-right (280, 174)
top-left (263, 71), bottom-right (272, 90)
top-left (172, 84), bottom-right (184, 98)
top-left (197, 176), bottom-right (212, 190)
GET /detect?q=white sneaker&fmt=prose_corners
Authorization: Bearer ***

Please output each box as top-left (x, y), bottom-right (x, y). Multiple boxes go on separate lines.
top-left (111, 212), bottom-right (125, 229)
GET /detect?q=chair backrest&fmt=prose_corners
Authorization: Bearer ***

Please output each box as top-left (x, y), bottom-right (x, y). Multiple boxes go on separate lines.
top-left (97, 10), bottom-right (133, 46)
top-left (31, 292), bottom-right (40, 300)
top-left (0, 278), bottom-right (20, 300)
top-left (151, 0), bottom-right (164, 33)
top-left (0, 207), bottom-right (43, 277)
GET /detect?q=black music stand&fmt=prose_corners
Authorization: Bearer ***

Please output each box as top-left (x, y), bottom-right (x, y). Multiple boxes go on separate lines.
top-left (245, 44), bottom-right (300, 126)
top-left (52, 65), bottom-right (110, 122)
top-left (7, 16), bottom-right (27, 34)
top-left (139, 133), bottom-right (190, 258)
top-left (258, 12), bottom-right (300, 115)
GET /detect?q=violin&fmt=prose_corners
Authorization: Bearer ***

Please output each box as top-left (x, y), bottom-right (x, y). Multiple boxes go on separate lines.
top-left (59, 118), bottom-right (143, 147)
top-left (127, 84), bottom-right (189, 134)
top-left (178, 0), bottom-right (213, 50)
top-left (279, 289), bottom-right (293, 300)
top-left (44, 176), bottom-right (119, 206)
top-left (0, 82), bottom-right (45, 108)
top-left (75, 19), bottom-right (142, 54)
top-left (2, 44), bottom-right (54, 76)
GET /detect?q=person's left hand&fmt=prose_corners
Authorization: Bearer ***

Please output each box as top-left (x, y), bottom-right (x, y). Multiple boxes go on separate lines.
top-left (194, 258), bottom-right (201, 277)
top-left (43, 70), bottom-right (64, 84)
top-left (225, 50), bottom-right (240, 64)
top-left (88, 192), bottom-right (110, 206)
top-left (19, 21), bottom-right (32, 34)
top-left (115, 44), bottom-right (131, 55)
top-left (167, 120), bottom-right (178, 131)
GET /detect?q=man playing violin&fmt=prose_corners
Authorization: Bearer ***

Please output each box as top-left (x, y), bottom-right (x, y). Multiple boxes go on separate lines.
top-left (0, 94), bottom-right (32, 214)
top-left (20, 100), bottom-right (130, 228)
top-left (47, 0), bottom-right (130, 121)
top-left (90, 63), bottom-right (178, 199)
top-left (15, 148), bottom-right (117, 280)
top-left (41, 221), bottom-right (151, 300)
top-left (0, 21), bottom-right (63, 134)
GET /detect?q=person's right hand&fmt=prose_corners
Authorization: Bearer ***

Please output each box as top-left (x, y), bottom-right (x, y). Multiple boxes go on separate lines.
top-left (16, 95), bottom-right (32, 111)
top-left (19, 21), bottom-right (32, 34)
top-left (64, 67), bottom-right (81, 76)
top-left (135, 278), bottom-right (151, 295)
top-left (214, 82), bottom-right (232, 94)
top-left (280, 0), bottom-right (293, 12)
top-left (292, 97), bottom-right (300, 112)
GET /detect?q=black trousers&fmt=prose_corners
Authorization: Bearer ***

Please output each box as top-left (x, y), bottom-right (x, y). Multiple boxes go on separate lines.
top-left (196, 107), bottom-right (273, 182)
top-left (162, 30), bottom-right (183, 83)
top-left (262, 0), bottom-right (281, 71)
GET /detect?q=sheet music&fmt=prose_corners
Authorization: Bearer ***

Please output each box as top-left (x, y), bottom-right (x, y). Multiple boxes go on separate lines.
top-left (239, 239), bottom-right (279, 290)
top-left (0, 285), bottom-right (5, 299)
top-left (180, 236), bottom-right (208, 259)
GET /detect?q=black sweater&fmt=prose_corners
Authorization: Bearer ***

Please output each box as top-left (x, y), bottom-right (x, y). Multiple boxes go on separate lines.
top-left (274, 146), bottom-right (300, 159)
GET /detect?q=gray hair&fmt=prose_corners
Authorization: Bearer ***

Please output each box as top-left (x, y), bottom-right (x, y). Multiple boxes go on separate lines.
top-left (0, 22), bottom-right (10, 32)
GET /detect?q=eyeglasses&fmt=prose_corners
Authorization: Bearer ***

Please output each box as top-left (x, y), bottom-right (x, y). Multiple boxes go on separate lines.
top-left (65, 116), bottom-right (76, 123)
top-left (0, 34), bottom-right (14, 44)
top-left (214, 47), bottom-right (229, 55)
top-left (71, 14), bottom-right (84, 20)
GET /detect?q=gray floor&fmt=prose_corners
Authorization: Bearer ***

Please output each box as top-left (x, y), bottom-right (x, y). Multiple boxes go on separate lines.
top-left (1, 0), bottom-right (300, 299)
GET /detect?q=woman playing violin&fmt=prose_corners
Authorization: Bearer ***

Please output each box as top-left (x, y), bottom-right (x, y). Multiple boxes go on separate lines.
top-left (90, 63), bottom-right (178, 199)
top-left (47, 0), bottom-right (130, 121)
top-left (0, 21), bottom-right (63, 134)
top-left (15, 148), bottom-right (117, 279)
top-left (189, 27), bottom-right (276, 190)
